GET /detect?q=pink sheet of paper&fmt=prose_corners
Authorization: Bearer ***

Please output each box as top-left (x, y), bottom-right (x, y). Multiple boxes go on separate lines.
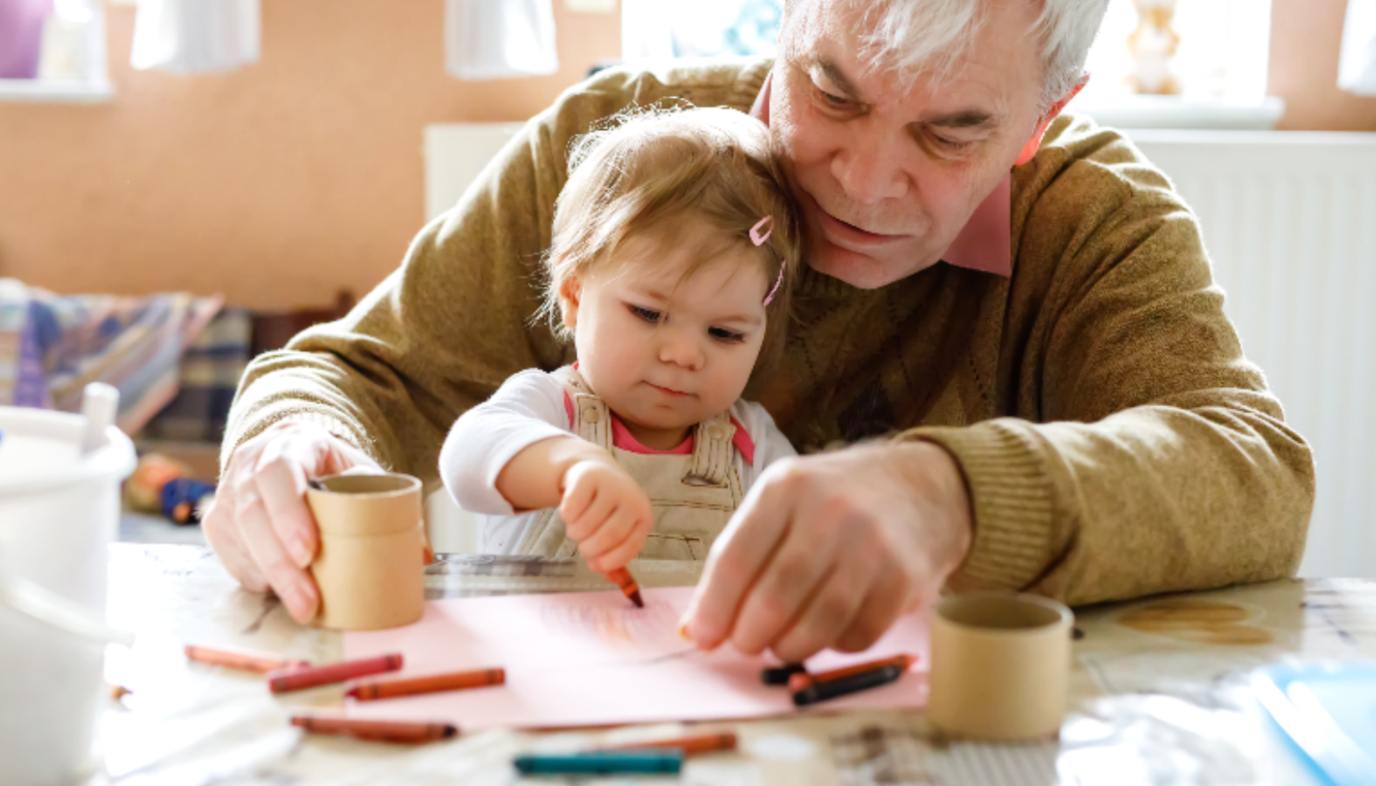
top-left (343, 586), bottom-right (929, 730)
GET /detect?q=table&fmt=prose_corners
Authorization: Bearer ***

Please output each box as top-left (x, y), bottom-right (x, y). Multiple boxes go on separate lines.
top-left (93, 544), bottom-right (1376, 785)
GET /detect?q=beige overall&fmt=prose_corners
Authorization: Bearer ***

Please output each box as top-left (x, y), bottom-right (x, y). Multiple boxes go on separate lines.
top-left (515, 367), bottom-right (745, 561)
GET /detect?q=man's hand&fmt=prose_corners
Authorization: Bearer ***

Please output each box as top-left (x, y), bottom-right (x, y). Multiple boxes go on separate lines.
top-left (680, 441), bottom-right (973, 662)
top-left (560, 458), bottom-right (654, 573)
top-left (202, 420), bottom-right (381, 623)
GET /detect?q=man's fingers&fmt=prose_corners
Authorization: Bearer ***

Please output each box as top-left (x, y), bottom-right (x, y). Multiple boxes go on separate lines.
top-left (683, 470), bottom-right (796, 649)
top-left (833, 567), bottom-right (909, 653)
top-left (238, 496), bottom-right (319, 624)
top-left (201, 496), bottom-right (266, 592)
top-left (254, 458), bottom-right (316, 568)
top-left (770, 548), bottom-right (877, 662)
top-left (727, 507), bottom-right (846, 655)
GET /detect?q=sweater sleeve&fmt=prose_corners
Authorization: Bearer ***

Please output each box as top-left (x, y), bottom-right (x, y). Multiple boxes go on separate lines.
top-left (907, 124), bottom-right (1316, 607)
top-left (439, 369), bottom-right (571, 515)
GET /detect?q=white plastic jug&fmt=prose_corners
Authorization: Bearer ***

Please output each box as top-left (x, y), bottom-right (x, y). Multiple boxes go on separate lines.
top-left (0, 385), bottom-right (137, 786)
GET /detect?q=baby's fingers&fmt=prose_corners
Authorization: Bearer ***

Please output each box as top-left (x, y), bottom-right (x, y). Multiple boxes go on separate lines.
top-left (579, 505), bottom-right (641, 562)
top-left (560, 472), bottom-right (598, 524)
top-left (563, 483), bottom-right (617, 542)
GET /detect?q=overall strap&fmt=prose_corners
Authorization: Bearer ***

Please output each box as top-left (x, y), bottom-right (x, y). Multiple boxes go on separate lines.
top-left (550, 366), bottom-right (612, 452)
top-left (683, 411), bottom-right (736, 487)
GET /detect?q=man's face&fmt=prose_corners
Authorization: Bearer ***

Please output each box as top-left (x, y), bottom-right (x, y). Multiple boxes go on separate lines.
top-left (772, 0), bottom-right (1048, 288)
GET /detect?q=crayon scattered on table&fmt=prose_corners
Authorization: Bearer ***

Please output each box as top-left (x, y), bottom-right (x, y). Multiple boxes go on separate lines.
top-left (290, 715), bottom-right (457, 744)
top-left (786, 653), bottom-right (917, 692)
top-left (347, 667), bottom-right (505, 701)
top-left (184, 644), bottom-right (311, 674)
top-left (268, 653), bottom-right (403, 694)
top-left (514, 750), bottom-right (684, 776)
top-left (601, 732), bottom-right (738, 756)
top-left (761, 663), bottom-right (807, 686)
top-left (792, 664), bottom-right (906, 706)
top-left (606, 566), bottom-right (644, 608)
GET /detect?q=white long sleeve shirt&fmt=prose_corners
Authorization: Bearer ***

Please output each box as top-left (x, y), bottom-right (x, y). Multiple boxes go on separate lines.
top-left (440, 368), bottom-right (796, 553)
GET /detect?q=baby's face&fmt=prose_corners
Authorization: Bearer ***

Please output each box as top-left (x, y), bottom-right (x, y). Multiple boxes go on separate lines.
top-left (564, 235), bottom-right (771, 447)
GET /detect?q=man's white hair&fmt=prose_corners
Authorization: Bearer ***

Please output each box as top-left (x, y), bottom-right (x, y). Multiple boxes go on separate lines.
top-left (855, 0), bottom-right (1111, 111)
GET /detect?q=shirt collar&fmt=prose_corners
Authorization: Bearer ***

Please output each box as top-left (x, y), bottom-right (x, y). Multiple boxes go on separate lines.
top-left (749, 69), bottom-right (1013, 280)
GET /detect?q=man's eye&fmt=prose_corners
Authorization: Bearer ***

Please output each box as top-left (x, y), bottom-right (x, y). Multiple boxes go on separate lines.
top-left (709, 327), bottom-right (745, 344)
top-left (629, 305), bottom-right (662, 324)
top-left (932, 135), bottom-right (976, 153)
top-left (815, 86), bottom-right (852, 108)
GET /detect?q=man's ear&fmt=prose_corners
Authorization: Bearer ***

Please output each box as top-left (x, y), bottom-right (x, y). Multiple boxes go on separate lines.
top-left (558, 276), bottom-right (582, 330)
top-left (1015, 74), bottom-right (1089, 166)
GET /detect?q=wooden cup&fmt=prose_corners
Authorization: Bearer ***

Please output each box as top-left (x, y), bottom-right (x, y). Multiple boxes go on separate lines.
top-left (927, 592), bottom-right (1074, 741)
top-left (305, 473), bottom-right (425, 630)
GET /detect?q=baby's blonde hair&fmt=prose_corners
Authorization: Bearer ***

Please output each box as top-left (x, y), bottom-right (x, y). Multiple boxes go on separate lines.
top-left (542, 105), bottom-right (800, 367)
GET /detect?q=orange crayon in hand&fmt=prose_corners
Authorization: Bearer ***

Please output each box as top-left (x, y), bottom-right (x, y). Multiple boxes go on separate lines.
top-left (787, 653), bottom-right (918, 692)
top-left (347, 667), bottom-right (505, 701)
top-left (290, 715), bottom-right (457, 744)
top-left (606, 566), bottom-right (644, 608)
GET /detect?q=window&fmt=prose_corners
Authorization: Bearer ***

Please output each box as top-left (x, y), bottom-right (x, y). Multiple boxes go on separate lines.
top-left (0, 0), bottom-right (112, 103)
top-left (622, 0), bottom-right (782, 62)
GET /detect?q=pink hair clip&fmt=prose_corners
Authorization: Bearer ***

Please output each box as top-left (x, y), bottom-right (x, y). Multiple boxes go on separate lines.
top-left (751, 216), bottom-right (785, 307)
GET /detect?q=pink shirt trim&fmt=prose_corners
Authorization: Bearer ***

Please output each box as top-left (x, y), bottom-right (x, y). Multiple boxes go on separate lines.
top-left (561, 391), bottom-right (757, 465)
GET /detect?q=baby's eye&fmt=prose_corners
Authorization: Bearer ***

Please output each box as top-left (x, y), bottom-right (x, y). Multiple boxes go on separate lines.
top-left (709, 327), bottom-right (745, 344)
top-left (628, 305), bottom-right (662, 324)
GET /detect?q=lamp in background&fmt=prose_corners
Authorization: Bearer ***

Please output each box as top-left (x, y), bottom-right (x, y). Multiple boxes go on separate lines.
top-left (130, 0), bottom-right (259, 75)
top-left (1340, 0), bottom-right (1376, 96)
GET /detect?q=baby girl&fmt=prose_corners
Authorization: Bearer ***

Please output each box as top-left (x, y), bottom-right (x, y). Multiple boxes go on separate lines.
top-left (441, 106), bottom-right (798, 575)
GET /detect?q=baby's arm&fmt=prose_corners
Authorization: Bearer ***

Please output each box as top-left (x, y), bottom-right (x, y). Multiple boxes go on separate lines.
top-left (440, 370), bottom-right (651, 569)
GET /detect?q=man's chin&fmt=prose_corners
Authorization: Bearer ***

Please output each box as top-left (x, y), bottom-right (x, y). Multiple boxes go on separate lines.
top-left (806, 245), bottom-right (909, 290)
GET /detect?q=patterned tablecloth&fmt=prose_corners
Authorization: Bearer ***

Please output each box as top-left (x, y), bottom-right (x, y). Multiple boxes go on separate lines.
top-left (90, 544), bottom-right (1376, 785)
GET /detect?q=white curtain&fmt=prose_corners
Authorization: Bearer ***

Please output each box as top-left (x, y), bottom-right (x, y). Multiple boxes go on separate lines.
top-left (1340, 0), bottom-right (1376, 96)
top-left (446, 0), bottom-right (558, 81)
top-left (130, 0), bottom-right (259, 75)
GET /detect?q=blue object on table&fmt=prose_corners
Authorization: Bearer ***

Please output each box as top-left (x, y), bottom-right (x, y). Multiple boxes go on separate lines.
top-left (1252, 662), bottom-right (1376, 786)
top-left (513, 750), bottom-right (684, 775)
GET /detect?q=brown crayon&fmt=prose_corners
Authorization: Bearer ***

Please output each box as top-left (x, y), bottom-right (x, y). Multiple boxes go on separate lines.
top-left (606, 566), bottom-right (644, 608)
top-left (787, 653), bottom-right (917, 692)
top-left (602, 732), bottom-right (738, 756)
top-left (347, 667), bottom-right (506, 701)
top-left (268, 653), bottom-right (403, 694)
top-left (290, 715), bottom-right (457, 744)
top-left (184, 644), bottom-right (311, 674)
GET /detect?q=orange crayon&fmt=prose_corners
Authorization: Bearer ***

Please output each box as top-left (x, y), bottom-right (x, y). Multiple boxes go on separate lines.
top-left (290, 715), bottom-right (457, 744)
top-left (603, 732), bottom-right (738, 756)
top-left (606, 566), bottom-right (644, 608)
top-left (184, 644), bottom-right (311, 674)
top-left (787, 654), bottom-right (918, 693)
top-left (268, 653), bottom-right (403, 694)
top-left (347, 667), bottom-right (506, 701)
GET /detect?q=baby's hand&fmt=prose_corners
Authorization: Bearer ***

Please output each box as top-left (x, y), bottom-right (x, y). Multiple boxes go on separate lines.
top-left (560, 458), bottom-right (654, 572)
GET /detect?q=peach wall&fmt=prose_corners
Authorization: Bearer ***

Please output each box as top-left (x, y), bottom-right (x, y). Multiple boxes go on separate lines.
top-left (1269, 0), bottom-right (1376, 132)
top-left (0, 0), bottom-right (621, 309)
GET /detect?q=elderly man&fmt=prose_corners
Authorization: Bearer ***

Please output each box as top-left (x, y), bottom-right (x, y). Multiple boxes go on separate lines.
top-left (205, 0), bottom-right (1314, 662)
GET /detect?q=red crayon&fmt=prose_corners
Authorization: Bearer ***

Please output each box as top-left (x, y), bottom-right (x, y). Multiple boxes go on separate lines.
top-left (603, 732), bottom-right (738, 756)
top-left (787, 653), bottom-right (918, 693)
top-left (185, 644), bottom-right (311, 674)
top-left (290, 715), bottom-right (457, 744)
top-left (347, 667), bottom-right (505, 701)
top-left (606, 566), bottom-right (644, 608)
top-left (268, 653), bottom-right (403, 694)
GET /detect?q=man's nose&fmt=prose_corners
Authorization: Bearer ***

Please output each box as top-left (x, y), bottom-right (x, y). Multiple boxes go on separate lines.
top-left (831, 133), bottom-right (908, 205)
top-left (658, 328), bottom-right (704, 370)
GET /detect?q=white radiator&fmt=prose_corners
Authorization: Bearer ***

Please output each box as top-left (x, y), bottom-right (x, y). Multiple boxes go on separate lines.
top-left (1131, 130), bottom-right (1376, 579)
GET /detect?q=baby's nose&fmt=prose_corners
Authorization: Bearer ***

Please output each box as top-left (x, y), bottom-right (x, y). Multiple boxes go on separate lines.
top-left (658, 330), bottom-right (704, 370)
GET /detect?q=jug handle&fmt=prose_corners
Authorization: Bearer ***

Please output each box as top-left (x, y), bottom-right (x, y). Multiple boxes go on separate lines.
top-left (0, 568), bottom-right (135, 646)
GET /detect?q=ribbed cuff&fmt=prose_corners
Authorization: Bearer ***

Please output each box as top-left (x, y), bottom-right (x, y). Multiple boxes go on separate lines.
top-left (901, 421), bottom-right (1055, 592)
top-left (220, 401), bottom-right (378, 479)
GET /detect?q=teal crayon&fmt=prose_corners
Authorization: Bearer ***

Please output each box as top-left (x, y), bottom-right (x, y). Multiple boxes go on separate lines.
top-left (513, 750), bottom-right (684, 775)
top-left (792, 663), bottom-right (904, 706)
